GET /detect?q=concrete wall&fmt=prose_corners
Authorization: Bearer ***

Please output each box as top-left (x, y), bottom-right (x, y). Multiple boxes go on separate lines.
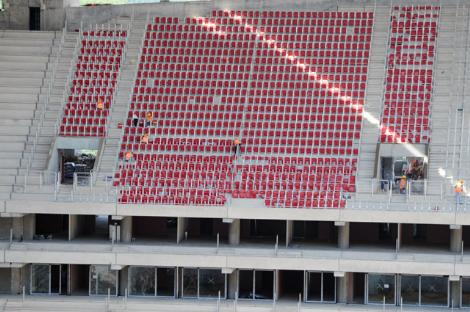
top-left (0, 268), bottom-right (11, 294)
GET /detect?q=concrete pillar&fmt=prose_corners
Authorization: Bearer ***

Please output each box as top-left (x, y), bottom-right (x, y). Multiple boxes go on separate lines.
top-left (228, 219), bottom-right (240, 245)
top-left (227, 271), bottom-right (238, 299)
top-left (450, 225), bottom-right (463, 253)
top-left (10, 265), bottom-right (28, 295)
top-left (336, 272), bottom-right (353, 303)
top-left (336, 221), bottom-right (349, 249)
top-left (68, 215), bottom-right (78, 240)
top-left (12, 217), bottom-right (23, 241)
top-left (121, 216), bottom-right (132, 243)
top-left (285, 220), bottom-right (293, 247)
top-left (177, 217), bottom-right (188, 244)
top-left (119, 266), bottom-right (129, 296)
top-left (23, 214), bottom-right (35, 240)
top-left (450, 279), bottom-right (461, 308)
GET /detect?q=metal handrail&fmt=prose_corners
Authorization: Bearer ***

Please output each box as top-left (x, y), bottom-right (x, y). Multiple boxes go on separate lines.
top-left (24, 27), bottom-right (67, 187)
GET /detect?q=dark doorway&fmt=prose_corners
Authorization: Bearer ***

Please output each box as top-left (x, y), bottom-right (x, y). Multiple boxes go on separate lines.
top-left (278, 270), bottom-right (303, 300)
top-left (35, 214), bottom-right (69, 240)
top-left (29, 7), bottom-right (40, 30)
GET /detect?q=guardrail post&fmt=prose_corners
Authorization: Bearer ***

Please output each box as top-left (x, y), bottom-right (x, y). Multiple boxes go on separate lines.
top-left (22, 285), bottom-right (25, 304)
top-left (217, 290), bottom-right (221, 312)
top-left (275, 235), bottom-right (278, 255)
top-left (297, 293), bottom-right (301, 312)
top-left (216, 233), bottom-right (219, 253)
top-left (234, 291), bottom-right (238, 312)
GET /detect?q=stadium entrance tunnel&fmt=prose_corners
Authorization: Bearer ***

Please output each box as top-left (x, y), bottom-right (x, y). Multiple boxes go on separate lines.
top-left (350, 222), bottom-right (398, 249)
top-left (58, 148), bottom-right (97, 185)
top-left (131, 217), bottom-right (177, 243)
top-left (70, 265), bottom-right (89, 295)
top-left (34, 214), bottom-right (68, 241)
top-left (240, 219), bottom-right (286, 245)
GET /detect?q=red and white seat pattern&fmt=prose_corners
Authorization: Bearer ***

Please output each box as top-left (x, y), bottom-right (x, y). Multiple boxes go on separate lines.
top-left (380, 6), bottom-right (439, 144)
top-left (59, 29), bottom-right (127, 137)
top-left (115, 11), bottom-right (373, 207)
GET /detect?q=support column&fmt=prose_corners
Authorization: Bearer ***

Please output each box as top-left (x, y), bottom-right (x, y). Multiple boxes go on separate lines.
top-left (450, 225), bottom-right (463, 253)
top-left (227, 270), bottom-right (238, 299)
top-left (176, 217), bottom-right (188, 244)
top-left (336, 272), bottom-right (353, 303)
top-left (68, 215), bottom-right (78, 241)
top-left (121, 216), bottom-right (132, 243)
top-left (10, 265), bottom-right (28, 295)
top-left (12, 217), bottom-right (23, 241)
top-left (285, 220), bottom-right (293, 247)
top-left (228, 219), bottom-right (240, 245)
top-left (23, 214), bottom-right (35, 240)
top-left (336, 221), bottom-right (350, 249)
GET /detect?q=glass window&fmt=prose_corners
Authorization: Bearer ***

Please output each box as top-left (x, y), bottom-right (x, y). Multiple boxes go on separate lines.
top-left (31, 264), bottom-right (49, 294)
top-left (462, 278), bottom-right (470, 307)
top-left (182, 268), bottom-right (198, 298)
top-left (306, 272), bottom-right (321, 301)
top-left (420, 276), bottom-right (448, 306)
top-left (254, 270), bottom-right (273, 300)
top-left (401, 275), bottom-right (419, 305)
top-left (199, 269), bottom-right (225, 298)
top-left (323, 273), bottom-right (336, 302)
top-left (90, 265), bottom-right (117, 296)
top-left (157, 268), bottom-right (175, 297)
top-left (129, 266), bottom-right (155, 296)
top-left (368, 274), bottom-right (395, 304)
top-left (238, 270), bottom-right (254, 299)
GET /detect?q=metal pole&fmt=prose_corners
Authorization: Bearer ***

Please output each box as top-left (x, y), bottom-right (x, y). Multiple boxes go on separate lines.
top-left (217, 233), bottom-right (220, 253)
top-left (297, 293), bottom-right (301, 312)
top-left (275, 235), bottom-right (278, 255)
top-left (22, 285), bottom-right (25, 304)
top-left (10, 228), bottom-right (13, 244)
top-left (234, 291), bottom-right (238, 312)
top-left (217, 290), bottom-right (221, 312)
top-left (400, 296), bottom-right (403, 312)
top-left (383, 296), bottom-right (385, 311)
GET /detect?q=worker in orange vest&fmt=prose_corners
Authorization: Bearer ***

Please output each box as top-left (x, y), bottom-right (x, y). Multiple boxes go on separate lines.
top-left (399, 175), bottom-right (407, 194)
top-left (233, 138), bottom-right (241, 156)
top-left (97, 99), bottom-right (104, 110)
top-left (455, 179), bottom-right (465, 205)
top-left (124, 151), bottom-right (133, 162)
top-left (145, 112), bottom-right (153, 127)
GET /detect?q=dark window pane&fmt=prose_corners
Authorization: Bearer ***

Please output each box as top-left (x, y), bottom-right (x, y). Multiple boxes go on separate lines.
top-left (368, 274), bottom-right (395, 304)
top-left (239, 270), bottom-right (254, 299)
top-left (182, 268), bottom-right (198, 298)
top-left (421, 276), bottom-right (448, 306)
top-left (307, 272), bottom-right (321, 301)
top-left (254, 270), bottom-right (273, 300)
top-left (157, 268), bottom-right (175, 297)
top-left (462, 278), bottom-right (470, 307)
top-left (401, 275), bottom-right (419, 305)
top-left (31, 264), bottom-right (49, 294)
top-left (323, 273), bottom-right (336, 302)
top-left (129, 266), bottom-right (155, 296)
top-left (199, 269), bottom-right (225, 298)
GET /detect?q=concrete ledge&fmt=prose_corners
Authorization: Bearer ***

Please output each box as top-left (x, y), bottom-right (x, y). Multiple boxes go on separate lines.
top-left (0, 241), bottom-right (468, 277)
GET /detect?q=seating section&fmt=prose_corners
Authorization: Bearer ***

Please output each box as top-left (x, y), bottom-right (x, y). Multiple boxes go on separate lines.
top-left (380, 6), bottom-right (439, 144)
top-left (59, 28), bottom-right (127, 137)
top-left (115, 11), bottom-right (373, 207)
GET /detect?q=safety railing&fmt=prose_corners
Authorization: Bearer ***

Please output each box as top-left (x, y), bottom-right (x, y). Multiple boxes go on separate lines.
top-left (22, 170), bottom-right (58, 194)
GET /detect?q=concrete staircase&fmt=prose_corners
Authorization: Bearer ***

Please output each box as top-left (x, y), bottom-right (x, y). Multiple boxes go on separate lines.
top-left (0, 30), bottom-right (64, 202)
top-left (428, 5), bottom-right (468, 194)
top-left (94, 17), bottom-right (148, 185)
top-left (355, 5), bottom-right (390, 194)
top-left (10, 31), bottom-right (81, 196)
